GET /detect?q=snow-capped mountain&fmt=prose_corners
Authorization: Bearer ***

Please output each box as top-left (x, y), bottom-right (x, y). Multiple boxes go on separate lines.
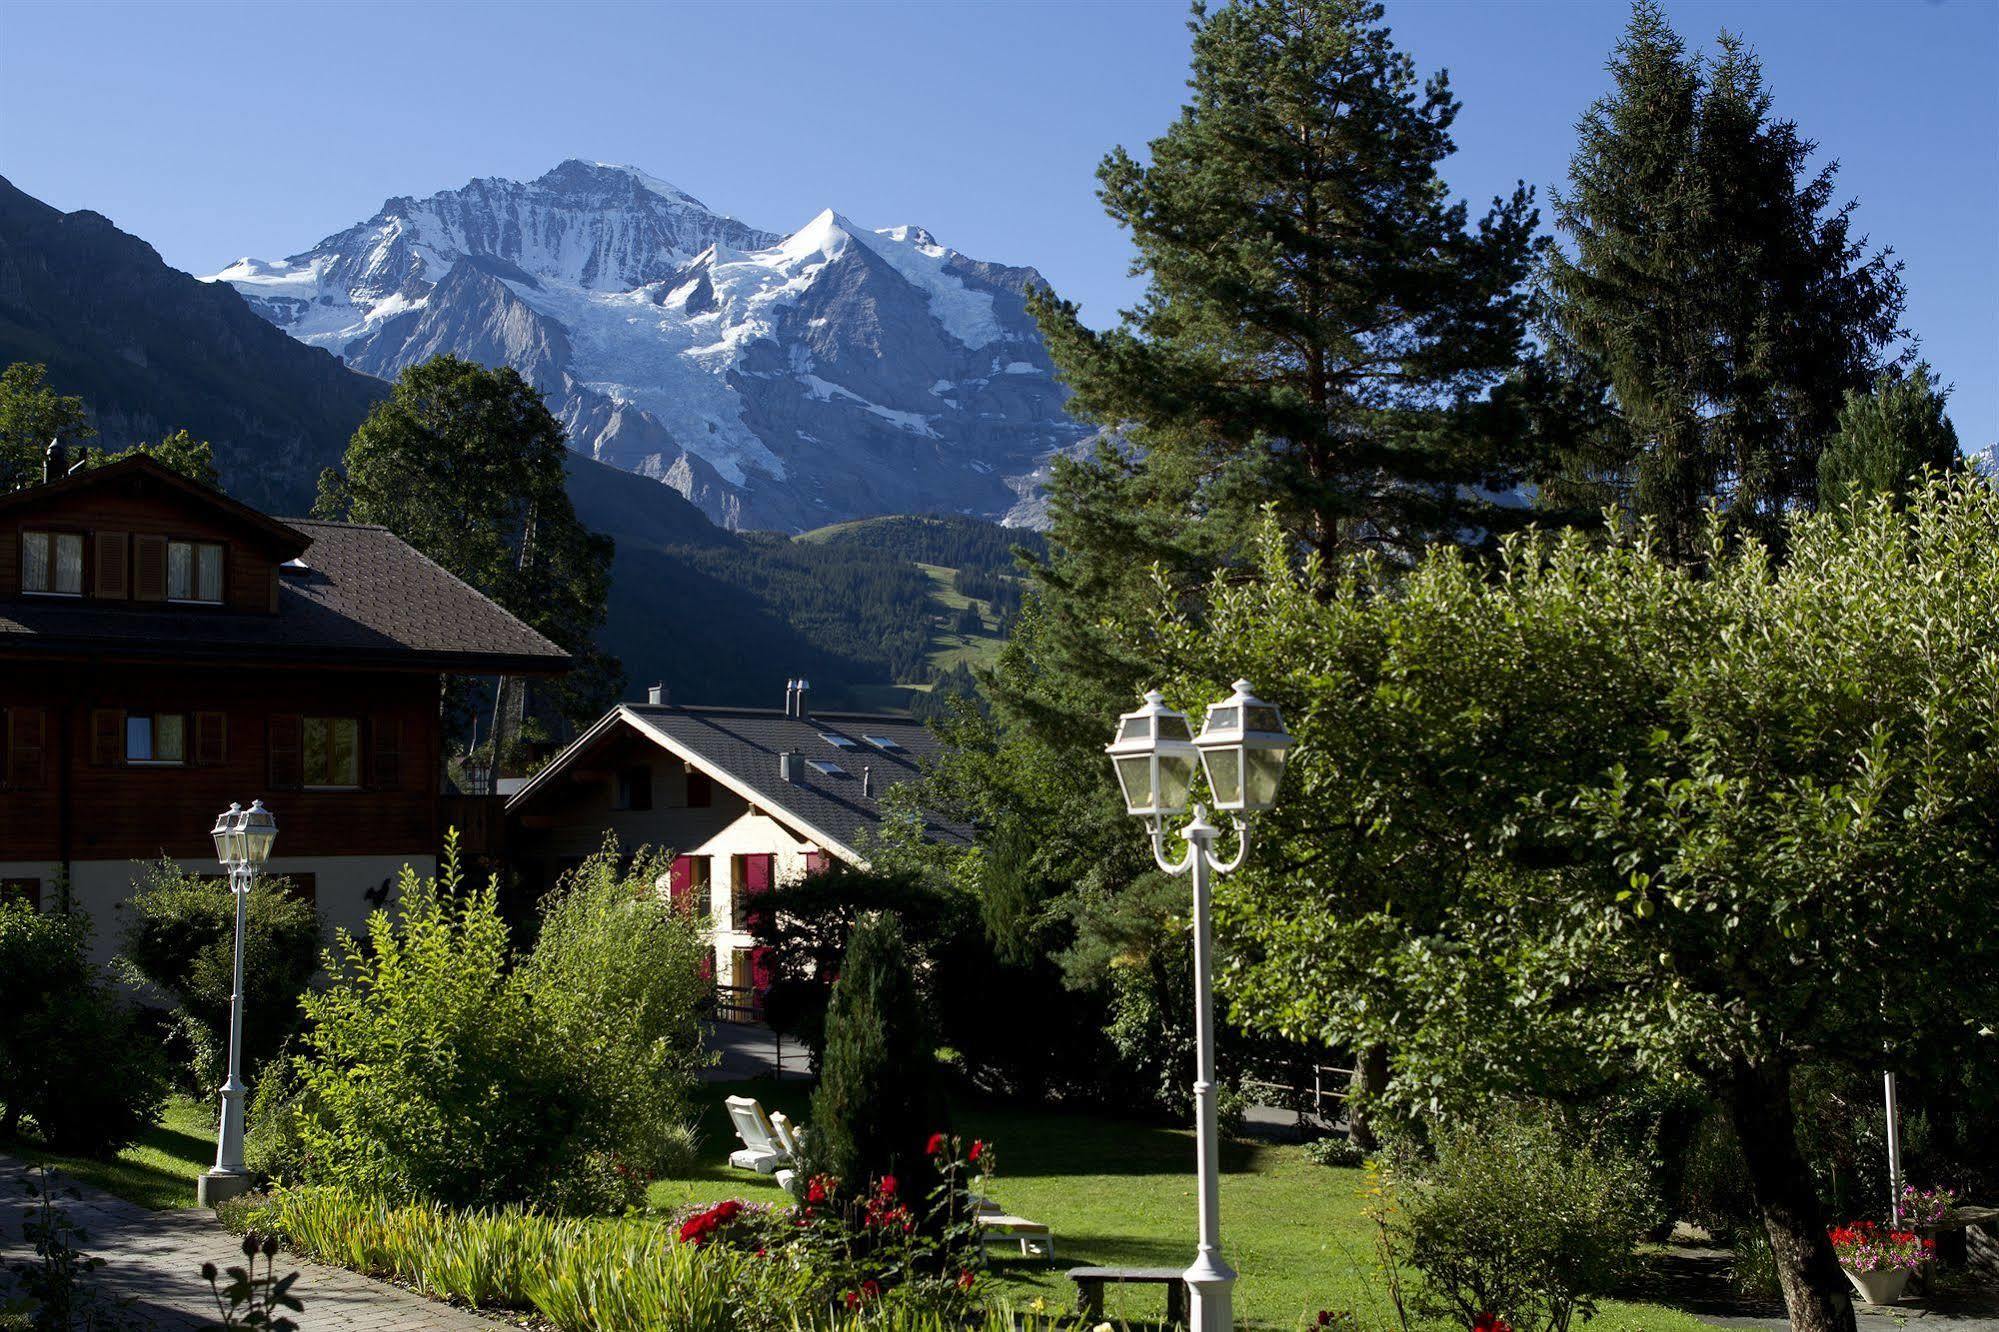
top-left (210, 160), bottom-right (1086, 530)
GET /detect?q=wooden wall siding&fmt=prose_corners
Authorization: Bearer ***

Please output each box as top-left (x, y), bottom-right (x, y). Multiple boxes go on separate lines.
top-left (0, 485), bottom-right (286, 612)
top-left (0, 664), bottom-right (443, 861)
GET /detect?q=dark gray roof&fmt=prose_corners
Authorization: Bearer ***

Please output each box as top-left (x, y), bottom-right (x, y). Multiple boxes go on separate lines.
top-left (510, 702), bottom-right (970, 861)
top-left (0, 518), bottom-right (568, 673)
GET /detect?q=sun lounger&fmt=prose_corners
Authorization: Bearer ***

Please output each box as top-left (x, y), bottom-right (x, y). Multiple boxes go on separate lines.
top-left (725, 1095), bottom-right (791, 1175)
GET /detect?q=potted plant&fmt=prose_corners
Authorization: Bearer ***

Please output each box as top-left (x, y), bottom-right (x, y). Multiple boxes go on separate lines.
top-left (1827, 1221), bottom-right (1932, 1305)
top-left (1898, 1184), bottom-right (1956, 1234)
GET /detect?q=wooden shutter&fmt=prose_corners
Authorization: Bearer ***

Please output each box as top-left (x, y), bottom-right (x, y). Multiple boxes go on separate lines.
top-left (90, 708), bottom-right (125, 767)
top-left (268, 714), bottom-right (303, 789)
top-left (369, 716), bottom-right (403, 789)
top-left (132, 535), bottom-right (167, 602)
top-left (194, 711), bottom-right (227, 766)
top-left (6, 708), bottom-right (45, 788)
top-left (667, 855), bottom-right (695, 907)
top-left (93, 531), bottom-right (128, 599)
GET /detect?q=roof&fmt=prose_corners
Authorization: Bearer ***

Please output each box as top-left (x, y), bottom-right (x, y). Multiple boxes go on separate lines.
top-left (507, 702), bottom-right (971, 865)
top-left (0, 517), bottom-right (569, 673)
top-left (0, 454), bottom-right (310, 556)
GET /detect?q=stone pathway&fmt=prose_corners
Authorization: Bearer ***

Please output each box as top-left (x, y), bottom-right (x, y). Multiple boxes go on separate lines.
top-left (0, 1158), bottom-right (493, 1331)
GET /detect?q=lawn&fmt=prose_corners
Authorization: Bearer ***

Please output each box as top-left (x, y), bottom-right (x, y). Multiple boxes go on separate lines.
top-left (2, 1093), bottom-right (213, 1210)
top-left (652, 1081), bottom-right (1717, 1332)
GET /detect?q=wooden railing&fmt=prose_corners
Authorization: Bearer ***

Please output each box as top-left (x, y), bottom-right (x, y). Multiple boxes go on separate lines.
top-left (714, 984), bottom-right (763, 1025)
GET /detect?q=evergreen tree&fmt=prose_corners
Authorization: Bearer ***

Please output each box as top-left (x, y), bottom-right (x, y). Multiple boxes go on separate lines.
top-left (315, 355), bottom-right (620, 730)
top-left (802, 914), bottom-right (941, 1188)
top-left (1541, 2), bottom-right (1906, 559)
top-left (0, 362), bottom-right (93, 491)
top-left (1817, 363), bottom-right (1960, 511)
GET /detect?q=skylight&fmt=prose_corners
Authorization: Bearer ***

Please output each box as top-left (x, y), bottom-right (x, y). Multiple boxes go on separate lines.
top-left (863, 735), bottom-right (905, 752)
top-left (807, 759), bottom-right (848, 776)
top-left (819, 733), bottom-right (857, 748)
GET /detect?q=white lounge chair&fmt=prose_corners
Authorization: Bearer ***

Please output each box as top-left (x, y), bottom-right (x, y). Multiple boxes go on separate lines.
top-left (769, 1110), bottom-right (805, 1157)
top-left (725, 1095), bottom-right (791, 1175)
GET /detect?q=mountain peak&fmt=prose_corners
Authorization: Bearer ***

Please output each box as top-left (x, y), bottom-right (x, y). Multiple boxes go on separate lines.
top-left (533, 159), bottom-right (704, 210)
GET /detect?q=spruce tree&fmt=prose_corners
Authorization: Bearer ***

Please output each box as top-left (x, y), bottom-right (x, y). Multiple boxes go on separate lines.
top-left (1541, 2), bottom-right (1906, 559)
top-left (802, 913), bottom-right (941, 1189)
top-left (1817, 364), bottom-right (1961, 511)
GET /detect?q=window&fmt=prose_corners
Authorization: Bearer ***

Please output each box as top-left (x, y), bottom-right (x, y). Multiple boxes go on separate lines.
top-left (302, 716), bottom-right (360, 788)
top-left (667, 854), bottom-right (711, 910)
top-left (807, 758), bottom-right (846, 776)
top-left (21, 531), bottom-right (83, 596)
top-left (615, 765), bottom-right (654, 811)
top-left (862, 734), bottom-right (906, 752)
top-left (819, 732), bottom-right (857, 749)
top-left (730, 853), bottom-right (772, 931)
top-left (125, 712), bottom-right (187, 765)
top-left (167, 540), bottom-right (224, 603)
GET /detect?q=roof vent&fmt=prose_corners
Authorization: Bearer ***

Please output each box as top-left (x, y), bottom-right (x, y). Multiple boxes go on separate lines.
top-left (779, 748), bottom-right (801, 783)
top-left (862, 764), bottom-right (873, 799)
top-left (279, 557), bottom-right (311, 578)
top-left (795, 677), bottom-right (811, 720)
top-left (647, 682), bottom-right (667, 706)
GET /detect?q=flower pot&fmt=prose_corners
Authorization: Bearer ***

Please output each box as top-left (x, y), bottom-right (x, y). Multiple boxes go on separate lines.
top-left (1843, 1266), bottom-right (1910, 1305)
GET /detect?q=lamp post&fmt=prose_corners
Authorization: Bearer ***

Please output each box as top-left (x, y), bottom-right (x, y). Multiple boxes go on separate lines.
top-left (1108, 681), bottom-right (1293, 1332)
top-left (197, 799), bottom-right (277, 1208)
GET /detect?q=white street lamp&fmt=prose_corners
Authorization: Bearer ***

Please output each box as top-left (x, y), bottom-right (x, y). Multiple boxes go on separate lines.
top-left (197, 799), bottom-right (276, 1208)
top-left (1108, 682), bottom-right (1294, 1332)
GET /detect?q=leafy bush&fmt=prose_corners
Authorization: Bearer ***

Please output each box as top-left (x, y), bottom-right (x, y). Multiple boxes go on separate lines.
top-left (802, 914), bottom-right (945, 1189)
top-left (116, 859), bottom-right (321, 1090)
top-left (254, 837), bottom-right (707, 1211)
top-left (1305, 1135), bottom-right (1367, 1168)
top-left (0, 900), bottom-right (167, 1153)
top-left (1396, 1111), bottom-right (1656, 1332)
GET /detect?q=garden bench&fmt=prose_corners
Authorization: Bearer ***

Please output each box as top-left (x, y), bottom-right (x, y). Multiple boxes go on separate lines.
top-left (1068, 1266), bottom-right (1186, 1326)
top-left (975, 1211), bottom-right (1055, 1261)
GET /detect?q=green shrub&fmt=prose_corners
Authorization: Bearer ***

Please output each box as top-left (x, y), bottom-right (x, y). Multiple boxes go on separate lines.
top-left (116, 859), bottom-right (321, 1091)
top-left (803, 914), bottom-right (944, 1188)
top-left (0, 900), bottom-right (168, 1153)
top-left (1396, 1110), bottom-right (1656, 1332)
top-left (1305, 1135), bottom-right (1367, 1168)
top-left (255, 837), bottom-right (706, 1212)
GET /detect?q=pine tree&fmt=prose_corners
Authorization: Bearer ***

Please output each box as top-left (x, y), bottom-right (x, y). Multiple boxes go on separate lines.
top-left (1033, 0), bottom-right (1540, 573)
top-left (1541, 2), bottom-right (1906, 559)
top-left (802, 914), bottom-right (941, 1189)
top-left (1817, 364), bottom-right (1961, 511)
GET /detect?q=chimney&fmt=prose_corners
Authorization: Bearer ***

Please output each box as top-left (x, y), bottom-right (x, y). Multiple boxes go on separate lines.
top-left (647, 682), bottom-right (667, 706)
top-left (42, 438), bottom-right (64, 485)
top-left (795, 677), bottom-right (811, 720)
top-left (862, 764), bottom-right (872, 799)
top-left (783, 678), bottom-right (798, 717)
top-left (779, 748), bottom-right (801, 783)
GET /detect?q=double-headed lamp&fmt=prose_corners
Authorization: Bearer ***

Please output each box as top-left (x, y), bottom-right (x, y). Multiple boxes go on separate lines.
top-left (210, 802), bottom-right (245, 864)
top-left (239, 800), bottom-right (278, 865)
top-left (1193, 679), bottom-right (1293, 815)
top-left (1106, 689), bottom-right (1200, 819)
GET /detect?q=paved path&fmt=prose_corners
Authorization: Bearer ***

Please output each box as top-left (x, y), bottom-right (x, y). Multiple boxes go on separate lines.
top-left (702, 1019), bottom-right (811, 1082)
top-left (0, 1158), bottom-right (492, 1331)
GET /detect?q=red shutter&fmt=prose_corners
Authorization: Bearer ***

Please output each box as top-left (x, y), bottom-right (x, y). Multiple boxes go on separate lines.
top-left (667, 855), bottom-right (694, 907)
top-left (370, 717), bottom-right (403, 789)
top-left (194, 711), bottom-right (227, 766)
top-left (742, 853), bottom-right (773, 933)
top-left (750, 945), bottom-right (775, 993)
top-left (268, 714), bottom-right (303, 789)
top-left (6, 708), bottom-right (45, 788)
top-left (803, 851), bottom-right (830, 876)
top-left (93, 531), bottom-right (128, 599)
top-left (90, 708), bottom-right (124, 767)
top-left (132, 535), bottom-right (167, 602)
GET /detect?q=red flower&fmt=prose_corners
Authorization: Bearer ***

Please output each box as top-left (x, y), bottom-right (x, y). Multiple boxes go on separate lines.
top-left (958, 1270), bottom-right (976, 1291)
top-left (807, 1176), bottom-right (829, 1204)
top-left (880, 1174), bottom-right (898, 1197)
top-left (1318, 1313), bottom-right (1333, 1328)
top-left (843, 1292), bottom-right (860, 1310)
top-left (968, 1140), bottom-right (985, 1163)
top-left (927, 1132), bottom-right (948, 1157)
top-left (1473, 1314), bottom-right (1512, 1332)
top-left (862, 1279), bottom-right (882, 1299)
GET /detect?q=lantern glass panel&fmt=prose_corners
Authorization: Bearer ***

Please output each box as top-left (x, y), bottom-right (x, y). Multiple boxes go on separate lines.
top-left (1157, 713), bottom-right (1193, 743)
top-left (1203, 746), bottom-right (1244, 809)
top-left (210, 813), bottom-right (240, 864)
top-left (1245, 747), bottom-right (1287, 811)
top-left (1206, 705), bottom-right (1239, 733)
top-left (1115, 756), bottom-right (1156, 813)
top-left (1118, 717), bottom-right (1151, 744)
top-left (242, 819), bottom-right (277, 865)
top-left (1246, 705), bottom-right (1284, 734)
top-left (1157, 752), bottom-right (1196, 815)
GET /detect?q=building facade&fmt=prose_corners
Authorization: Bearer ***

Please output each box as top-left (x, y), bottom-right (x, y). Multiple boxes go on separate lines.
top-left (0, 455), bottom-right (567, 957)
top-left (505, 682), bottom-right (966, 1010)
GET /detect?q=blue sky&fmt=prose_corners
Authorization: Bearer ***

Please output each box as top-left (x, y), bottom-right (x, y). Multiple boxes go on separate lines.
top-left (3, 0), bottom-right (1993, 445)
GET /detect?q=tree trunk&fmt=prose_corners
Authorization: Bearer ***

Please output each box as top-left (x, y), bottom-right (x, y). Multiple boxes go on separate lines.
top-left (1727, 1059), bottom-right (1856, 1332)
top-left (1347, 1043), bottom-right (1390, 1151)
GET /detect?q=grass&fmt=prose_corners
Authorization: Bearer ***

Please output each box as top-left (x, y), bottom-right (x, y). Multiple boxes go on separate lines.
top-left (650, 1081), bottom-right (1716, 1332)
top-left (2, 1093), bottom-right (214, 1210)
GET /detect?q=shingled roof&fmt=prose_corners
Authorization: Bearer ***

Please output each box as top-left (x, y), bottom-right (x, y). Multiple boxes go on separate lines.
top-left (0, 517), bottom-right (569, 673)
top-left (506, 701), bottom-right (971, 865)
